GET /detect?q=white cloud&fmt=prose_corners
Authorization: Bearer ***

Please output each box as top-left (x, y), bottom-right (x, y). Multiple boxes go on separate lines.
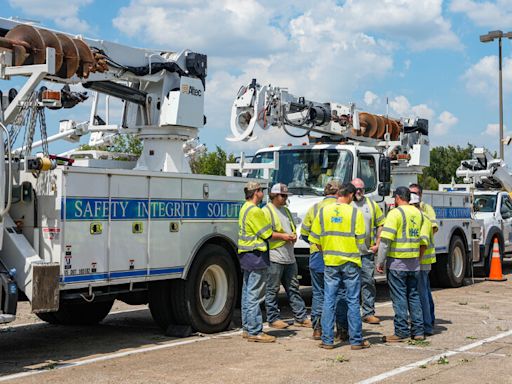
top-left (450, 0), bottom-right (512, 29)
top-left (8, 0), bottom-right (92, 33)
top-left (388, 94), bottom-right (454, 136)
top-left (389, 96), bottom-right (411, 116)
top-left (364, 91), bottom-right (379, 106)
top-left (461, 55), bottom-right (512, 100)
top-left (483, 123), bottom-right (509, 137)
top-left (434, 111), bottom-right (458, 136)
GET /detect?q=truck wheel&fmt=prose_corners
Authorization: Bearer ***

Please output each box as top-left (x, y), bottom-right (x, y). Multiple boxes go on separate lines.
top-left (148, 280), bottom-right (177, 330)
top-left (150, 244), bottom-right (237, 334)
top-left (435, 235), bottom-right (467, 288)
top-left (36, 300), bottom-right (114, 325)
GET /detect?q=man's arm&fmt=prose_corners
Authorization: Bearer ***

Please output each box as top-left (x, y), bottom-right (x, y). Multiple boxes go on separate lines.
top-left (375, 238), bottom-right (391, 273)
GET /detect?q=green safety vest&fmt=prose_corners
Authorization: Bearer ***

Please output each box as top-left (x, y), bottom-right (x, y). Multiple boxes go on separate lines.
top-left (263, 203), bottom-right (296, 250)
top-left (365, 197), bottom-right (385, 246)
top-left (237, 201), bottom-right (273, 253)
top-left (420, 214), bottom-right (436, 265)
top-left (380, 204), bottom-right (425, 259)
top-left (309, 203), bottom-right (366, 267)
top-left (301, 196), bottom-right (337, 254)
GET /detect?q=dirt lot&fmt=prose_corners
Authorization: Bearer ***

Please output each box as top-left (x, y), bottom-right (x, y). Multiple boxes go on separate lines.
top-left (1, 263), bottom-right (512, 384)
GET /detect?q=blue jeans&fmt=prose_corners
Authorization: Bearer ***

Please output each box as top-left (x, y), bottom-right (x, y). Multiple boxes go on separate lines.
top-left (265, 262), bottom-right (307, 323)
top-left (310, 252), bottom-right (345, 331)
top-left (418, 270), bottom-right (435, 334)
top-left (387, 269), bottom-right (424, 338)
top-left (321, 263), bottom-right (362, 346)
top-left (361, 254), bottom-right (376, 318)
top-left (242, 269), bottom-right (267, 336)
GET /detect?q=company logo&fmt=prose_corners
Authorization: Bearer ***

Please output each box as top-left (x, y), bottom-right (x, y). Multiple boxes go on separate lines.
top-left (181, 84), bottom-right (202, 96)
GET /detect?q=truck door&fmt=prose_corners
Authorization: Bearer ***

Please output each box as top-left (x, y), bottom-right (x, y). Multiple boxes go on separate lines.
top-left (499, 194), bottom-right (512, 253)
top-left (357, 154), bottom-right (378, 198)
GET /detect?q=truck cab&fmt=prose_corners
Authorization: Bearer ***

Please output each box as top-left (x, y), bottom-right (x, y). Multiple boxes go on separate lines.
top-left (474, 190), bottom-right (512, 272)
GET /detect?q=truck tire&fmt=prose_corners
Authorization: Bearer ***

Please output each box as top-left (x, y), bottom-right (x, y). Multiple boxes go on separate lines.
top-left (435, 235), bottom-right (467, 288)
top-left (148, 280), bottom-right (177, 330)
top-left (150, 244), bottom-right (237, 334)
top-left (36, 300), bottom-right (114, 325)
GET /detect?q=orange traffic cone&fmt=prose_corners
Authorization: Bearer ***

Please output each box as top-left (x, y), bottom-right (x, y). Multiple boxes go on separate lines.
top-left (487, 238), bottom-right (507, 282)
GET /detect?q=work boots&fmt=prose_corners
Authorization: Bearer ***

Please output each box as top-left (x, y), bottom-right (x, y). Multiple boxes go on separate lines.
top-left (362, 315), bottom-right (381, 324)
top-left (269, 320), bottom-right (290, 329)
top-left (247, 332), bottom-right (276, 343)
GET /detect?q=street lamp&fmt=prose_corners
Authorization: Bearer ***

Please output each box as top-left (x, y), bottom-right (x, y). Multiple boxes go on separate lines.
top-left (480, 30), bottom-right (512, 160)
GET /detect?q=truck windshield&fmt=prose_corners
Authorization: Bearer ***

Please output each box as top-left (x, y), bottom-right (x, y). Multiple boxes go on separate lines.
top-left (247, 149), bottom-right (353, 195)
top-left (474, 195), bottom-right (497, 212)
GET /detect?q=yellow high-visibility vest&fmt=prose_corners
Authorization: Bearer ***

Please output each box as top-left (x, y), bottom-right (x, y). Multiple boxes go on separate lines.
top-left (420, 214), bottom-right (436, 265)
top-left (300, 196), bottom-right (337, 254)
top-left (237, 201), bottom-right (273, 253)
top-left (380, 204), bottom-right (425, 259)
top-left (365, 197), bottom-right (385, 246)
top-left (420, 201), bottom-right (438, 231)
top-left (263, 203), bottom-right (296, 250)
top-left (309, 203), bottom-right (366, 267)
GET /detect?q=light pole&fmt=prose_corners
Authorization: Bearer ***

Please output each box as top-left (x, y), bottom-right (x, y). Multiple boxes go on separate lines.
top-left (480, 30), bottom-right (512, 160)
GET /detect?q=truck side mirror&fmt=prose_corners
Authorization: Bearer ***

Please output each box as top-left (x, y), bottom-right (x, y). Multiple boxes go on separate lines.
top-left (379, 157), bottom-right (391, 183)
top-left (378, 183), bottom-right (390, 197)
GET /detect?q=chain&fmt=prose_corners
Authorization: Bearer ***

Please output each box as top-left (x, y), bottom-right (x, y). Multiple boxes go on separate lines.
top-left (38, 106), bottom-right (49, 156)
top-left (24, 103), bottom-right (38, 158)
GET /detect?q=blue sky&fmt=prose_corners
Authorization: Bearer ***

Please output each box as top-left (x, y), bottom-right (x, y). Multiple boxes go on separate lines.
top-left (2, 0), bottom-right (512, 163)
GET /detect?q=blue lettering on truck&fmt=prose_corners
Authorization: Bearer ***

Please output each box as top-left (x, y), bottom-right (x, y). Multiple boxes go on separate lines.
top-left (63, 198), bottom-right (242, 221)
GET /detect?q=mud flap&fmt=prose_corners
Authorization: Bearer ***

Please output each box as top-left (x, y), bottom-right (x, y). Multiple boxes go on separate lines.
top-left (31, 262), bottom-right (60, 313)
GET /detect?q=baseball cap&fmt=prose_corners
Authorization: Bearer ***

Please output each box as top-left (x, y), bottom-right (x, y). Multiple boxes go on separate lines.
top-left (410, 193), bottom-right (420, 204)
top-left (244, 181), bottom-right (266, 192)
top-left (270, 183), bottom-right (293, 195)
top-left (393, 186), bottom-right (411, 202)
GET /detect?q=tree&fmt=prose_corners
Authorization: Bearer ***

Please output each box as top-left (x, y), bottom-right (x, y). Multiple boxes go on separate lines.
top-left (189, 146), bottom-right (236, 175)
top-left (79, 134), bottom-right (143, 155)
top-left (418, 144), bottom-right (476, 189)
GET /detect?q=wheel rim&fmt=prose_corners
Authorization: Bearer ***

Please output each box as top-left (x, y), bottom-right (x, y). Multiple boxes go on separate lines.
top-left (199, 264), bottom-right (228, 316)
top-left (451, 244), bottom-right (464, 279)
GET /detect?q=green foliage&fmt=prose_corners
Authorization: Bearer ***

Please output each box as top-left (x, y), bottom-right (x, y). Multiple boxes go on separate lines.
top-left (79, 135), bottom-right (143, 155)
top-left (189, 146), bottom-right (236, 175)
top-left (420, 144), bottom-right (476, 187)
top-left (417, 143), bottom-right (495, 190)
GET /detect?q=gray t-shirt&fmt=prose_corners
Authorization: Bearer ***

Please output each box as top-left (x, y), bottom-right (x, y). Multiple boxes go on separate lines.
top-left (352, 198), bottom-right (373, 254)
top-left (269, 205), bottom-right (296, 264)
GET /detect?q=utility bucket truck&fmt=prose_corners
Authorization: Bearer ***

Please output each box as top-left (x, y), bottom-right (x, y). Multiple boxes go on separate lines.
top-left (0, 17), bottom-right (251, 332)
top-left (227, 79), bottom-right (481, 288)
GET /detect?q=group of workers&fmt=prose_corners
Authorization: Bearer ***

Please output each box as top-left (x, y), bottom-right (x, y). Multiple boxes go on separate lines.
top-left (237, 179), bottom-right (437, 349)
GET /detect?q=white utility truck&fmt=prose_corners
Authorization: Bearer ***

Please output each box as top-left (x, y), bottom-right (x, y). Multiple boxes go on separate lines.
top-left (455, 147), bottom-right (512, 275)
top-left (227, 80), bottom-right (481, 288)
top-left (0, 18), bottom-right (250, 332)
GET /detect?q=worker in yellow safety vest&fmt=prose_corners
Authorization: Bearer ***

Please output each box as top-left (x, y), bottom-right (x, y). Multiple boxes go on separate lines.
top-left (411, 192), bottom-right (436, 336)
top-left (309, 182), bottom-right (370, 350)
top-left (262, 183), bottom-right (312, 330)
top-left (375, 186), bottom-right (428, 343)
top-left (300, 180), bottom-right (341, 340)
top-left (351, 178), bottom-right (385, 325)
top-left (238, 181), bottom-right (295, 343)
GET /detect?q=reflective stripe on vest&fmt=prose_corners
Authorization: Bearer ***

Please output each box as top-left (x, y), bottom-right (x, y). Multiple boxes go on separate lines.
top-left (388, 206), bottom-right (423, 259)
top-left (237, 202), bottom-right (270, 253)
top-left (264, 203), bottom-right (296, 250)
top-left (317, 203), bottom-right (362, 267)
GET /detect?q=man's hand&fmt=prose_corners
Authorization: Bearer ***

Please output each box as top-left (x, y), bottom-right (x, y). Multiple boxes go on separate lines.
top-left (376, 263), bottom-right (384, 274)
top-left (370, 245), bottom-right (378, 254)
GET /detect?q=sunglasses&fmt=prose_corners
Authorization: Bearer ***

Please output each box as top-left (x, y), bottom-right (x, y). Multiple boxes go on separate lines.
top-left (279, 194), bottom-right (288, 198)
top-left (356, 188), bottom-right (364, 193)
